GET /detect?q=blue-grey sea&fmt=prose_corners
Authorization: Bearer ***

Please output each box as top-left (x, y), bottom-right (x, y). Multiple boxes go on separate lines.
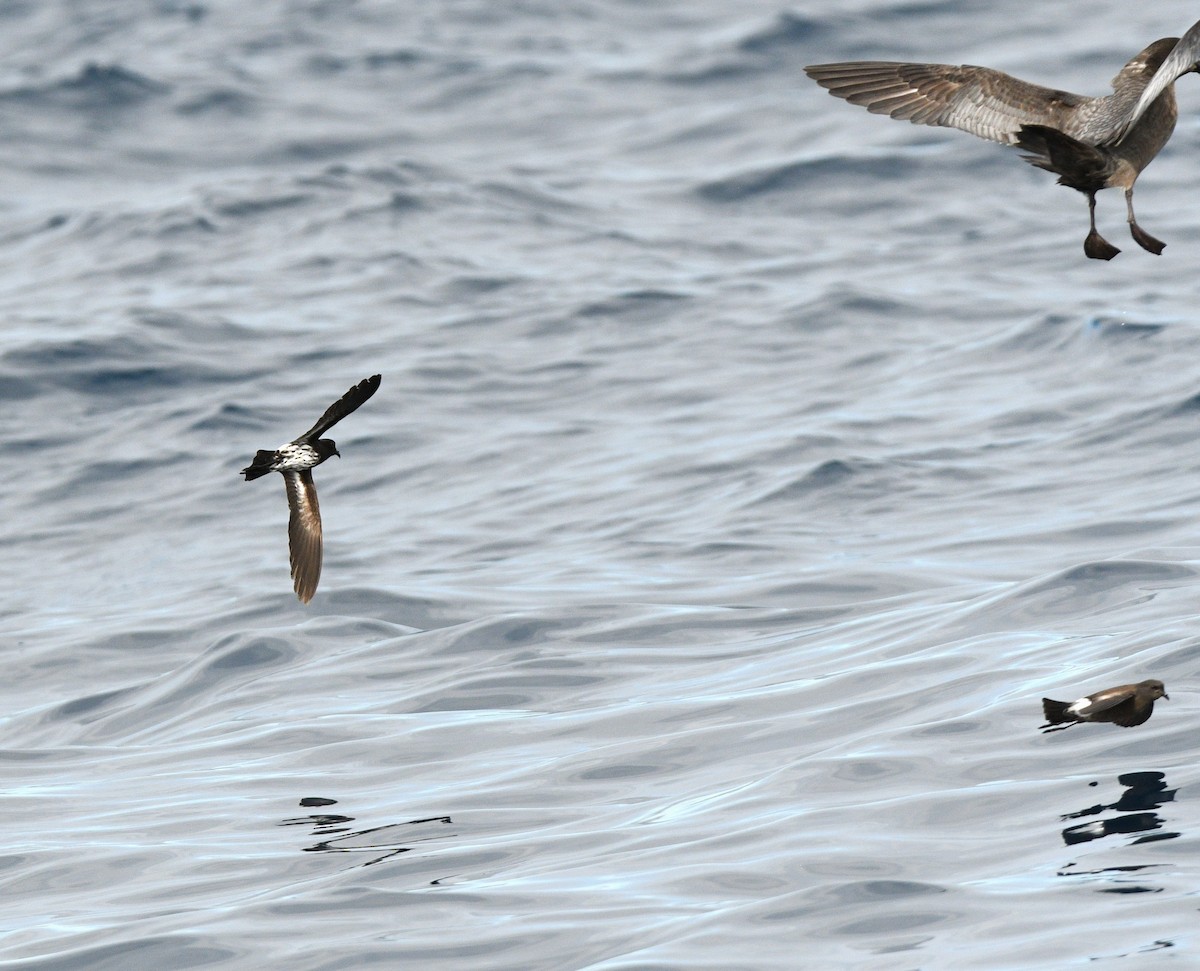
top-left (4, 1), bottom-right (1200, 967)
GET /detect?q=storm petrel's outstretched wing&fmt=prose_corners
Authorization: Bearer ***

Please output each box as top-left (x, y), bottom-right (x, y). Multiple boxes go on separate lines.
top-left (298, 373), bottom-right (382, 443)
top-left (284, 468), bottom-right (323, 603)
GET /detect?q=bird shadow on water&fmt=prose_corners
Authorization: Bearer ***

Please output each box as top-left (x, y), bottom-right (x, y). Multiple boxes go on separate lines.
top-left (1055, 771), bottom-right (1178, 893)
top-left (280, 797), bottom-right (454, 869)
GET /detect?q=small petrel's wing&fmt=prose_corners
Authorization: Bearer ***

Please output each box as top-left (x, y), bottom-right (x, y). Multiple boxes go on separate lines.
top-left (284, 469), bottom-right (323, 603)
top-left (299, 374), bottom-right (382, 442)
top-left (1071, 684), bottom-right (1137, 717)
top-left (805, 61), bottom-right (1085, 145)
top-left (1108, 701), bottom-right (1154, 728)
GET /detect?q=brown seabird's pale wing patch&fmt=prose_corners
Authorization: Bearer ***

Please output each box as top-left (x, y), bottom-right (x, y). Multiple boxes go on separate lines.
top-left (804, 62), bottom-right (1085, 145)
top-left (299, 373), bottom-right (382, 442)
top-left (284, 469), bottom-right (323, 603)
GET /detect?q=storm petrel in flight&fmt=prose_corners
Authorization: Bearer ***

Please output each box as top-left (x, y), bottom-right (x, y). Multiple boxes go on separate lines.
top-left (805, 18), bottom-right (1200, 259)
top-left (1040, 679), bottom-right (1168, 733)
top-left (242, 373), bottom-right (381, 603)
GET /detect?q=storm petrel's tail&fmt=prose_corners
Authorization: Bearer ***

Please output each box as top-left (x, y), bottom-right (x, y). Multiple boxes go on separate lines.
top-left (242, 450), bottom-right (279, 481)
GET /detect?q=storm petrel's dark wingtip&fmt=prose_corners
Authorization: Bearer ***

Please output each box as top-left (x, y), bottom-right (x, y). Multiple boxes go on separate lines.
top-left (300, 373), bottom-right (382, 443)
top-left (1039, 679), bottom-right (1167, 733)
top-left (242, 375), bottom-right (381, 603)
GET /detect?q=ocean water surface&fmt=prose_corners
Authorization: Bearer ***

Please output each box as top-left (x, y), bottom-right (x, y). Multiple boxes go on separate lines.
top-left (3, 0), bottom-right (1200, 967)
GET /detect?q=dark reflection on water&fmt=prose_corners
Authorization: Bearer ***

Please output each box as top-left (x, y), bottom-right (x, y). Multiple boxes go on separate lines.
top-left (1056, 773), bottom-right (1178, 894)
top-left (1059, 771), bottom-right (1177, 845)
top-left (280, 797), bottom-right (454, 868)
top-left (1087, 939), bottom-right (1176, 960)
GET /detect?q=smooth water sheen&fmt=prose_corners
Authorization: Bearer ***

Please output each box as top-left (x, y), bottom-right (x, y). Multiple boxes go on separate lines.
top-left (3, 2), bottom-right (1199, 968)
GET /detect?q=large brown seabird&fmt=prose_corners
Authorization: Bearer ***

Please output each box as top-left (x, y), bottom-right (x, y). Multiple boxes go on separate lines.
top-left (805, 20), bottom-right (1200, 260)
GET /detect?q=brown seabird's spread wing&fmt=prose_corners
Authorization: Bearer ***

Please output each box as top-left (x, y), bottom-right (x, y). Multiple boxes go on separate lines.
top-left (1110, 20), bottom-right (1200, 143)
top-left (805, 61), bottom-right (1086, 145)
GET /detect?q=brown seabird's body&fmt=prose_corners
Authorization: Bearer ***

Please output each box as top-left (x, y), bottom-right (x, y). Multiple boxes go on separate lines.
top-left (806, 21), bottom-right (1200, 259)
top-left (1040, 679), bottom-right (1168, 733)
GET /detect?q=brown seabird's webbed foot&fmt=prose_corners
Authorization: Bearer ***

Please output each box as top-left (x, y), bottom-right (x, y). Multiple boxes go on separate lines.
top-left (1084, 230), bottom-right (1121, 261)
top-left (1130, 222), bottom-right (1166, 255)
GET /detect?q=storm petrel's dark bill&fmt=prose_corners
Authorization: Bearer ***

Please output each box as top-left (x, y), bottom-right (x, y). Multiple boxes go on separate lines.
top-left (1040, 679), bottom-right (1168, 733)
top-left (805, 19), bottom-right (1200, 260)
top-left (242, 374), bottom-right (381, 603)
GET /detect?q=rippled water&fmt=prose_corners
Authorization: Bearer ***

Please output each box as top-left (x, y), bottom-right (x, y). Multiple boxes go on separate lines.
top-left (4, 1), bottom-right (1200, 968)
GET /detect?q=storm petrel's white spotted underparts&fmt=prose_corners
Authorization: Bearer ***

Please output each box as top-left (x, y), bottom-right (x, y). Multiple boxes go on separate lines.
top-left (242, 374), bottom-right (381, 603)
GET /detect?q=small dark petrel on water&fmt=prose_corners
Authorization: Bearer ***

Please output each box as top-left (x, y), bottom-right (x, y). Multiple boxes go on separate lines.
top-left (242, 374), bottom-right (381, 603)
top-left (805, 19), bottom-right (1200, 260)
top-left (1040, 679), bottom-right (1168, 733)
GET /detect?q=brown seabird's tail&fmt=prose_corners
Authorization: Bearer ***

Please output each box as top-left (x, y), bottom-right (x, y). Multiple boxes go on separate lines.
top-left (1015, 124), bottom-right (1113, 191)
